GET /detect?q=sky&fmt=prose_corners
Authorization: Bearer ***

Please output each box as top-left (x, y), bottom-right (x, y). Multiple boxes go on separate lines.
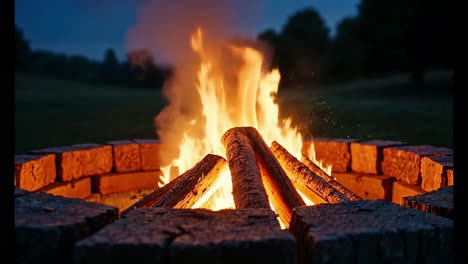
top-left (15, 0), bottom-right (361, 62)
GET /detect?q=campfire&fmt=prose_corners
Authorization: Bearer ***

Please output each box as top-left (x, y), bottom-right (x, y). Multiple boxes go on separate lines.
top-left (116, 27), bottom-right (362, 228)
top-left (122, 126), bottom-right (361, 228)
top-left (15, 25), bottom-right (454, 264)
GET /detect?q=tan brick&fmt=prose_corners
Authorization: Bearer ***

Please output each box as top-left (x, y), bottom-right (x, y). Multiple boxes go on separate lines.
top-left (133, 139), bottom-right (162, 171)
top-left (15, 154), bottom-right (56, 191)
top-left (350, 140), bottom-right (406, 174)
top-left (381, 145), bottom-right (453, 186)
top-left (304, 138), bottom-right (357, 173)
top-left (97, 189), bottom-right (156, 213)
top-left (420, 156), bottom-right (453, 192)
top-left (92, 170), bottom-right (162, 195)
top-left (402, 186), bottom-right (453, 219)
top-left (107, 140), bottom-right (141, 172)
top-left (332, 172), bottom-right (395, 200)
top-left (31, 144), bottom-right (113, 182)
top-left (40, 177), bottom-right (92, 199)
top-left (392, 180), bottom-right (426, 205)
top-left (447, 169), bottom-right (454, 186)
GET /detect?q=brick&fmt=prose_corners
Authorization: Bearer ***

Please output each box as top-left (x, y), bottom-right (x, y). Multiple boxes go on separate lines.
top-left (15, 154), bottom-right (56, 191)
top-left (74, 208), bottom-right (297, 264)
top-left (40, 177), bottom-right (92, 199)
top-left (30, 144), bottom-right (113, 182)
top-left (446, 169), bottom-right (454, 186)
top-left (290, 200), bottom-right (453, 264)
top-left (85, 189), bottom-right (156, 213)
top-left (15, 190), bottom-right (118, 264)
top-left (381, 145), bottom-right (453, 186)
top-left (332, 172), bottom-right (395, 200)
top-left (133, 139), bottom-right (162, 171)
top-left (107, 140), bottom-right (141, 172)
top-left (350, 140), bottom-right (406, 174)
top-left (92, 170), bottom-right (162, 195)
top-left (420, 156), bottom-right (453, 192)
top-left (392, 180), bottom-right (426, 205)
top-left (402, 186), bottom-right (453, 219)
top-left (304, 138), bottom-right (357, 173)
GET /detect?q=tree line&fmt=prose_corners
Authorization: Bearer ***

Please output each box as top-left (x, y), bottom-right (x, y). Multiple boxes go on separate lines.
top-left (16, 0), bottom-right (452, 90)
top-left (16, 28), bottom-right (172, 89)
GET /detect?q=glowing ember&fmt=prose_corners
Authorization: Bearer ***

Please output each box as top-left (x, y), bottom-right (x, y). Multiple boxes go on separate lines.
top-left (157, 27), bottom-right (327, 213)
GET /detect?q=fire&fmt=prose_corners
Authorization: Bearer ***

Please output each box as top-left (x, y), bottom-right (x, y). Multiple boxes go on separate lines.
top-left (158, 27), bottom-right (326, 213)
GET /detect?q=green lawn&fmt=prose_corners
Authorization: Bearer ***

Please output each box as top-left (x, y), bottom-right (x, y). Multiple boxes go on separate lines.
top-left (15, 71), bottom-right (453, 155)
top-left (278, 71), bottom-right (453, 149)
top-left (15, 74), bottom-right (167, 154)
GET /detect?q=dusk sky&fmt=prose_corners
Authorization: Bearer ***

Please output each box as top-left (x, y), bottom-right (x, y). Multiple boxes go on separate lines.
top-left (15, 0), bottom-right (361, 62)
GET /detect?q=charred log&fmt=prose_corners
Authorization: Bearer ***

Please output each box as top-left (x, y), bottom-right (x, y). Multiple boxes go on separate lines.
top-left (153, 154), bottom-right (227, 208)
top-left (270, 141), bottom-right (351, 204)
top-left (301, 153), bottom-right (362, 201)
top-left (221, 128), bottom-right (271, 209)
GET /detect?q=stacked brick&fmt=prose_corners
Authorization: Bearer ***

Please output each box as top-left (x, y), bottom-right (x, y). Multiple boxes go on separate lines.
top-left (14, 140), bottom-right (164, 212)
top-left (305, 138), bottom-right (454, 205)
top-left (15, 138), bottom-right (455, 213)
top-left (14, 138), bottom-right (454, 264)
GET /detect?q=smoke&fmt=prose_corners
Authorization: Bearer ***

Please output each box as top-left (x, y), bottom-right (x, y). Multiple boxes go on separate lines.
top-left (125, 0), bottom-right (267, 167)
top-left (125, 0), bottom-right (265, 65)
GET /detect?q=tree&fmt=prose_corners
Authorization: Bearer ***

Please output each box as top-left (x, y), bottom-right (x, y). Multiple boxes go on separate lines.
top-left (101, 48), bottom-right (119, 84)
top-left (15, 25), bottom-right (31, 71)
top-left (276, 8), bottom-right (331, 88)
top-left (327, 17), bottom-right (365, 82)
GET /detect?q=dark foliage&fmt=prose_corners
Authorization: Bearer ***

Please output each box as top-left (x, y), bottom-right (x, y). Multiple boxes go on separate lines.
top-left (15, 0), bottom-right (452, 91)
top-left (15, 24), bottom-right (172, 90)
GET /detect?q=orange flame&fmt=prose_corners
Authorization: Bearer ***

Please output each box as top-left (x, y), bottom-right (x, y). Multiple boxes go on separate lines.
top-left (158, 27), bottom-right (325, 213)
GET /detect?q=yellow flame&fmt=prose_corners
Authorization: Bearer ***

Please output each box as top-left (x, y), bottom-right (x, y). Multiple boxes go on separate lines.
top-left (159, 27), bottom-right (327, 210)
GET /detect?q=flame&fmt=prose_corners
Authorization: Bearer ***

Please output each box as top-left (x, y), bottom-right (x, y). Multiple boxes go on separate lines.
top-left (158, 27), bottom-right (322, 212)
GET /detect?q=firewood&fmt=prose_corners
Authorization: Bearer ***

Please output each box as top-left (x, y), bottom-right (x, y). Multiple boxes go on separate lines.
top-left (120, 170), bottom-right (186, 216)
top-left (270, 141), bottom-right (351, 204)
top-left (229, 127), bottom-right (306, 227)
top-left (221, 128), bottom-right (271, 209)
top-left (301, 153), bottom-right (362, 201)
top-left (153, 154), bottom-right (227, 208)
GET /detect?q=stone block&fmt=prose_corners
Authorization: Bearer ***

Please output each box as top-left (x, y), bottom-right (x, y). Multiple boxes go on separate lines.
top-left (74, 208), bottom-right (297, 264)
top-left (30, 144), bottom-right (113, 182)
top-left (91, 170), bottom-right (162, 195)
top-left (350, 140), bottom-right (406, 174)
top-left (391, 180), bottom-right (426, 205)
top-left (40, 177), bottom-right (92, 199)
top-left (332, 172), bottom-right (395, 200)
top-left (420, 155), bottom-right (453, 192)
top-left (15, 190), bottom-right (118, 264)
top-left (15, 154), bottom-right (56, 191)
top-left (107, 140), bottom-right (141, 172)
top-left (290, 200), bottom-right (453, 264)
top-left (303, 138), bottom-right (357, 173)
top-left (402, 186), bottom-right (453, 219)
top-left (381, 145), bottom-right (453, 186)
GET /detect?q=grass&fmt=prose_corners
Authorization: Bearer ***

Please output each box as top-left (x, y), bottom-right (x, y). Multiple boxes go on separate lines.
top-left (15, 74), bottom-right (167, 154)
top-left (15, 71), bottom-right (453, 155)
top-left (278, 70), bottom-right (453, 149)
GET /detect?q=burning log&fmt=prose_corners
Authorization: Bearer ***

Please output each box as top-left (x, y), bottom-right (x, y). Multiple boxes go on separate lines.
top-left (300, 153), bottom-right (362, 201)
top-left (153, 154), bottom-right (227, 208)
top-left (221, 128), bottom-right (271, 209)
top-left (223, 127), bottom-right (306, 227)
top-left (270, 141), bottom-right (351, 204)
top-left (120, 171), bottom-right (186, 216)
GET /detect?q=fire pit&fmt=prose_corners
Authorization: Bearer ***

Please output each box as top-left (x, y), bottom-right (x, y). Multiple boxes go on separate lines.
top-left (15, 26), bottom-right (453, 264)
top-left (15, 133), bottom-right (453, 264)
